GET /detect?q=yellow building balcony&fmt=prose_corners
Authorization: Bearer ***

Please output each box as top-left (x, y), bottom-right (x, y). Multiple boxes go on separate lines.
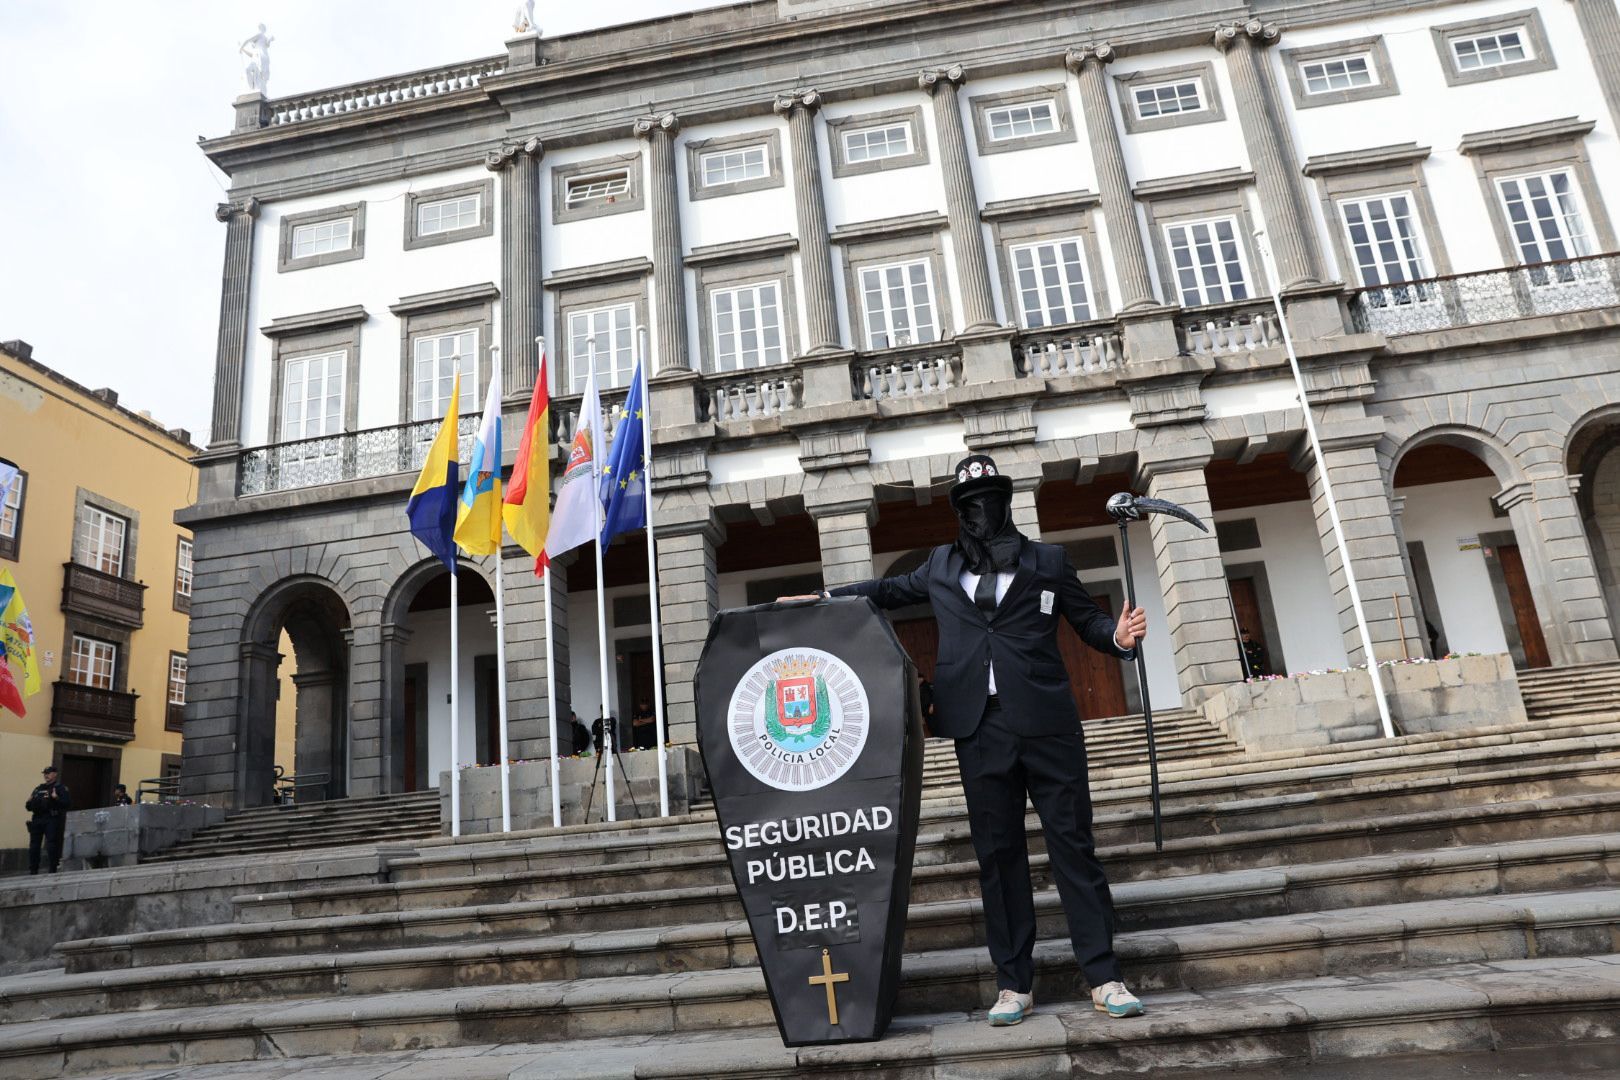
top-left (60, 561), bottom-right (147, 630)
top-left (49, 681), bottom-right (139, 743)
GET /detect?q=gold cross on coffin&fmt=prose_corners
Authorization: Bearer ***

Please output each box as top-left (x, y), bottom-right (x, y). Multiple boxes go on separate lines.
top-left (808, 948), bottom-right (850, 1026)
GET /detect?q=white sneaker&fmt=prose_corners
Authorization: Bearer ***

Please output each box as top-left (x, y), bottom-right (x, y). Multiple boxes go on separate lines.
top-left (987, 988), bottom-right (1033, 1026)
top-left (1092, 981), bottom-right (1144, 1018)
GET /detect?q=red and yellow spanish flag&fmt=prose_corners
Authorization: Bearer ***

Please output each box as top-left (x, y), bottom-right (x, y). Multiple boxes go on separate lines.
top-left (503, 346), bottom-right (552, 572)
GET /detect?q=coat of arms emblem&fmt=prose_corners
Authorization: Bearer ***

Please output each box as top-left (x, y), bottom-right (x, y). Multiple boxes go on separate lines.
top-left (728, 648), bottom-right (869, 791)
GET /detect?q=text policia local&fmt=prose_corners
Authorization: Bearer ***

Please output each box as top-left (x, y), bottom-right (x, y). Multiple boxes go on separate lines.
top-left (727, 805), bottom-right (894, 935)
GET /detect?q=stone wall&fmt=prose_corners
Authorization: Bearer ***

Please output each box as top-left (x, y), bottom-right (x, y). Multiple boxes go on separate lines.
top-left (440, 746), bottom-right (707, 834)
top-left (60, 803), bottom-right (227, 871)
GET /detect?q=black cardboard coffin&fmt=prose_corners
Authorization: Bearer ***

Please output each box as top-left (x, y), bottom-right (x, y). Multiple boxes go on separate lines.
top-left (694, 597), bottom-right (924, 1046)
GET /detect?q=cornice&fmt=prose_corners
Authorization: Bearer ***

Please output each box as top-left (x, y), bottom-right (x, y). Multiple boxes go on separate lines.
top-left (1458, 117), bottom-right (1597, 157)
top-left (1302, 142), bottom-right (1431, 177)
top-left (542, 257), bottom-right (654, 290)
top-left (260, 305), bottom-right (369, 338)
top-left (685, 233), bottom-right (799, 268)
top-left (388, 283), bottom-right (500, 317)
top-left (980, 190), bottom-right (1101, 222)
top-left (1133, 167), bottom-right (1256, 201)
top-left (829, 212), bottom-right (950, 246)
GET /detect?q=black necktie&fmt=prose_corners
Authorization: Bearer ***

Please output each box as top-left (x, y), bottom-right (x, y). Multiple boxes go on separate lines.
top-left (974, 571), bottom-right (998, 616)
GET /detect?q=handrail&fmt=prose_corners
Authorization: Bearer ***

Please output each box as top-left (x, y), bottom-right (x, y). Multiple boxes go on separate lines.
top-left (136, 776), bottom-right (181, 804)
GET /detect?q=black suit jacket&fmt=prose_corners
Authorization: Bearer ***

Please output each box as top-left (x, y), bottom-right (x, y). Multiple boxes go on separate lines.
top-left (831, 541), bottom-right (1131, 738)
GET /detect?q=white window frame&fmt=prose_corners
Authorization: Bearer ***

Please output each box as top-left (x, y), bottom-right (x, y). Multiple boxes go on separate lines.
top-left (279, 350), bottom-right (347, 443)
top-left (984, 99), bottom-right (1059, 143)
top-left (567, 304), bottom-right (636, 392)
top-left (858, 259), bottom-right (939, 350)
top-left (1451, 27), bottom-right (1532, 73)
top-left (290, 217), bottom-right (353, 260)
top-left (565, 171), bottom-right (631, 209)
top-left (70, 635), bottom-right (117, 691)
top-left (709, 281), bottom-right (786, 373)
top-left (1300, 53), bottom-right (1377, 95)
top-left (175, 538), bottom-right (194, 599)
top-left (412, 330), bottom-right (479, 423)
top-left (1132, 78), bottom-right (1205, 121)
top-left (1163, 217), bottom-right (1251, 308)
top-left (1337, 191), bottom-right (1434, 288)
top-left (842, 122), bottom-right (914, 165)
top-left (1008, 237), bottom-right (1094, 329)
top-left (700, 145), bottom-right (769, 188)
top-left (416, 192), bottom-right (481, 237)
top-left (168, 653), bottom-right (188, 707)
top-left (79, 505), bottom-right (128, 578)
top-left (0, 470), bottom-right (22, 540)
top-left (1496, 168), bottom-right (1595, 268)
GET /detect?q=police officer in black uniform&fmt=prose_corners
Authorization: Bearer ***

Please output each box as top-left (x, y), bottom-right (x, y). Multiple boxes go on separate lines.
top-left (26, 765), bottom-right (71, 874)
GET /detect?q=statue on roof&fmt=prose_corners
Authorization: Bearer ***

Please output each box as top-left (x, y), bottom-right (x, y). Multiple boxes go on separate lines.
top-left (513, 1), bottom-right (539, 35)
top-left (240, 24), bottom-right (274, 94)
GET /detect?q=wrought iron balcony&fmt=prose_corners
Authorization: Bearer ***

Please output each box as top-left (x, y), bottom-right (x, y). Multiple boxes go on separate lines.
top-left (238, 414), bottom-right (480, 497)
top-left (1015, 321), bottom-right (1124, 378)
top-left (1348, 253), bottom-right (1620, 336)
top-left (60, 561), bottom-right (146, 629)
top-left (50, 681), bottom-right (138, 743)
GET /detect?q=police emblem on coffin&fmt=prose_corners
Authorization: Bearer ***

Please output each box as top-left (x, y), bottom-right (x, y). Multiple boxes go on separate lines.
top-left (729, 650), bottom-right (869, 792)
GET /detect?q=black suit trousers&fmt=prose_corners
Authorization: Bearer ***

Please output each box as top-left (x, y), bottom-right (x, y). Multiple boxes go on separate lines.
top-left (28, 819), bottom-right (64, 875)
top-left (954, 700), bottom-right (1121, 992)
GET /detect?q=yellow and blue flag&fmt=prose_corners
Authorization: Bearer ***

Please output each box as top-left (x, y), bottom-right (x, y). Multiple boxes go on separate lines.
top-left (454, 371), bottom-right (504, 556)
top-left (0, 567), bottom-right (41, 700)
top-left (407, 373), bottom-right (462, 570)
top-left (599, 359), bottom-right (647, 545)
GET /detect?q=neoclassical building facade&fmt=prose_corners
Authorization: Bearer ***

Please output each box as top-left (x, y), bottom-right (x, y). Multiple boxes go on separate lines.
top-left (180, 0), bottom-right (1620, 809)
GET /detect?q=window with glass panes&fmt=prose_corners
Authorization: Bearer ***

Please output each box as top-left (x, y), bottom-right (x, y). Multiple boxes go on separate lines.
top-left (843, 123), bottom-right (912, 164)
top-left (291, 218), bottom-right (353, 259)
top-left (858, 260), bottom-right (938, 349)
top-left (1498, 171), bottom-right (1593, 265)
top-left (701, 145), bottom-right (768, 187)
top-left (412, 330), bottom-right (478, 421)
top-left (70, 636), bottom-right (116, 690)
top-left (1301, 54), bottom-right (1375, 94)
top-left (0, 470), bottom-right (23, 545)
top-left (78, 505), bottom-right (127, 577)
top-left (1133, 79), bottom-right (1203, 120)
top-left (1164, 218), bottom-right (1250, 307)
top-left (280, 350), bottom-right (345, 442)
top-left (1451, 28), bottom-right (1529, 71)
top-left (710, 282), bottom-right (785, 372)
top-left (565, 172), bottom-right (630, 208)
top-left (1009, 239), bottom-right (1093, 328)
top-left (417, 193), bottom-right (480, 235)
top-left (985, 101), bottom-right (1058, 142)
top-left (567, 305), bottom-right (636, 391)
top-left (1338, 193), bottom-right (1431, 288)
top-left (175, 538), bottom-right (193, 600)
top-left (168, 653), bottom-right (187, 706)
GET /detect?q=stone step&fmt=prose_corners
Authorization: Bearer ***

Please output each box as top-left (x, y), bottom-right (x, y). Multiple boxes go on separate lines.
top-left (229, 789), bottom-right (1620, 924)
top-left (5, 902), bottom-right (1620, 1075)
top-left (140, 822), bottom-right (444, 863)
top-left (54, 830), bottom-right (1620, 976)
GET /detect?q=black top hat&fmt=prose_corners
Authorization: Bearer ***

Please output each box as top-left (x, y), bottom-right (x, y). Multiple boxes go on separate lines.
top-left (948, 453), bottom-right (1014, 507)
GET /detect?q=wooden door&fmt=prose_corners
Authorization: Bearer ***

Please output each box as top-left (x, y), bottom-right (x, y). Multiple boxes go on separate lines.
top-left (60, 754), bottom-right (113, 810)
top-left (1059, 589), bottom-right (1128, 721)
top-left (1496, 543), bottom-right (1552, 668)
top-left (1228, 576), bottom-right (1267, 677)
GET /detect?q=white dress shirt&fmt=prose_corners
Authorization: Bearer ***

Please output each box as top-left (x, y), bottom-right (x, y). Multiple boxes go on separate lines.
top-left (960, 568), bottom-right (1014, 694)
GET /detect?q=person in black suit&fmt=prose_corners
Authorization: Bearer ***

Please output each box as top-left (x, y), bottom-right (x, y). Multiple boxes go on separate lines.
top-left (796, 453), bottom-right (1148, 1026)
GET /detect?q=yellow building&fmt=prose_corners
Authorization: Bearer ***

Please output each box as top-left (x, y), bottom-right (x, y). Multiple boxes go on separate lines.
top-left (0, 340), bottom-right (203, 863)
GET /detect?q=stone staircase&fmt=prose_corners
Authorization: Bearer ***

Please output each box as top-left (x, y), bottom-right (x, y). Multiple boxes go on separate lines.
top-left (1518, 660), bottom-right (1620, 721)
top-left (5, 714), bottom-right (1620, 1077)
top-left (141, 790), bottom-right (442, 863)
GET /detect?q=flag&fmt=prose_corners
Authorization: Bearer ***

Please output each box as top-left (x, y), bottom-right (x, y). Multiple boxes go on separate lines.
top-left (0, 568), bottom-right (40, 699)
top-left (503, 348), bottom-right (552, 568)
top-left (599, 358), bottom-right (647, 545)
top-left (406, 373), bottom-right (462, 571)
top-left (0, 658), bottom-right (22, 717)
top-left (543, 363), bottom-right (603, 564)
top-left (453, 372), bottom-right (504, 556)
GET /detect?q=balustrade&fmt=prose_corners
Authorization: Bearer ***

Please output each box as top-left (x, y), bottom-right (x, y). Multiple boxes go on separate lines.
top-left (267, 58), bottom-right (504, 126)
top-left (706, 368), bottom-right (803, 422)
top-left (852, 343), bottom-right (962, 402)
top-left (1178, 303), bottom-right (1283, 356)
top-left (1350, 253), bottom-right (1620, 336)
top-left (1016, 324), bottom-right (1124, 378)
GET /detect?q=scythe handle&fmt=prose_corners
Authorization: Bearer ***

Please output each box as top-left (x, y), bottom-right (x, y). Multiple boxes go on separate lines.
top-left (1116, 522), bottom-right (1164, 853)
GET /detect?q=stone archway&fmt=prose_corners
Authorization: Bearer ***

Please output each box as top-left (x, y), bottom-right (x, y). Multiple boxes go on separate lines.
top-left (1568, 410), bottom-right (1620, 647)
top-left (239, 576), bottom-right (353, 807)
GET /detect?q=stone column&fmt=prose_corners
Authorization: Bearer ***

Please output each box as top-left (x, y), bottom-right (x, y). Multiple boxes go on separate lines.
top-left (378, 624), bottom-right (413, 792)
top-left (1294, 431), bottom-right (1424, 663)
top-left (1570, 0), bottom-right (1620, 133)
top-left (808, 491), bottom-right (876, 590)
top-left (342, 624), bottom-right (374, 800)
top-left (1138, 443), bottom-right (1247, 703)
top-left (292, 670), bottom-right (337, 801)
top-left (486, 137), bottom-right (545, 395)
top-left (775, 90), bottom-right (843, 353)
top-left (655, 504), bottom-right (725, 745)
top-left (920, 65), bottom-right (998, 332)
top-left (1065, 44), bottom-right (1157, 311)
top-left (635, 112), bottom-right (691, 373)
top-left (1498, 476), bottom-right (1620, 665)
top-left (504, 547), bottom-right (573, 760)
top-left (209, 197), bottom-right (260, 449)
top-left (1214, 21), bottom-right (1324, 289)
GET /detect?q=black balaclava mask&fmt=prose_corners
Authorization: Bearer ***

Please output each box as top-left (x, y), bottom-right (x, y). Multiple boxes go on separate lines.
top-left (954, 489), bottom-right (1024, 574)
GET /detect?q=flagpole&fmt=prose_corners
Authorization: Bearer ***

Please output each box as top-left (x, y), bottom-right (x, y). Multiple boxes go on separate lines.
top-left (494, 545), bottom-right (512, 832)
top-left (449, 560), bottom-right (461, 838)
top-left (589, 341), bottom-right (617, 822)
top-left (543, 563), bottom-right (563, 828)
top-left (637, 328), bottom-right (670, 818)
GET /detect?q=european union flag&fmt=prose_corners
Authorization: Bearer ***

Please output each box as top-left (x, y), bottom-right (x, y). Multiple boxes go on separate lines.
top-left (599, 360), bottom-right (648, 545)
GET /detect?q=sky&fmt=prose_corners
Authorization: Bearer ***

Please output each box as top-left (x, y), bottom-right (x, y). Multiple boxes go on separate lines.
top-left (0, 1), bottom-right (735, 443)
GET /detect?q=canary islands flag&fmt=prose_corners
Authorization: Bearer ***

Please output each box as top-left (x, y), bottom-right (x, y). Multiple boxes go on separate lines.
top-left (453, 372), bottom-right (504, 557)
top-left (407, 373), bottom-right (462, 571)
top-left (0, 567), bottom-right (41, 700)
top-left (503, 347), bottom-right (552, 568)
